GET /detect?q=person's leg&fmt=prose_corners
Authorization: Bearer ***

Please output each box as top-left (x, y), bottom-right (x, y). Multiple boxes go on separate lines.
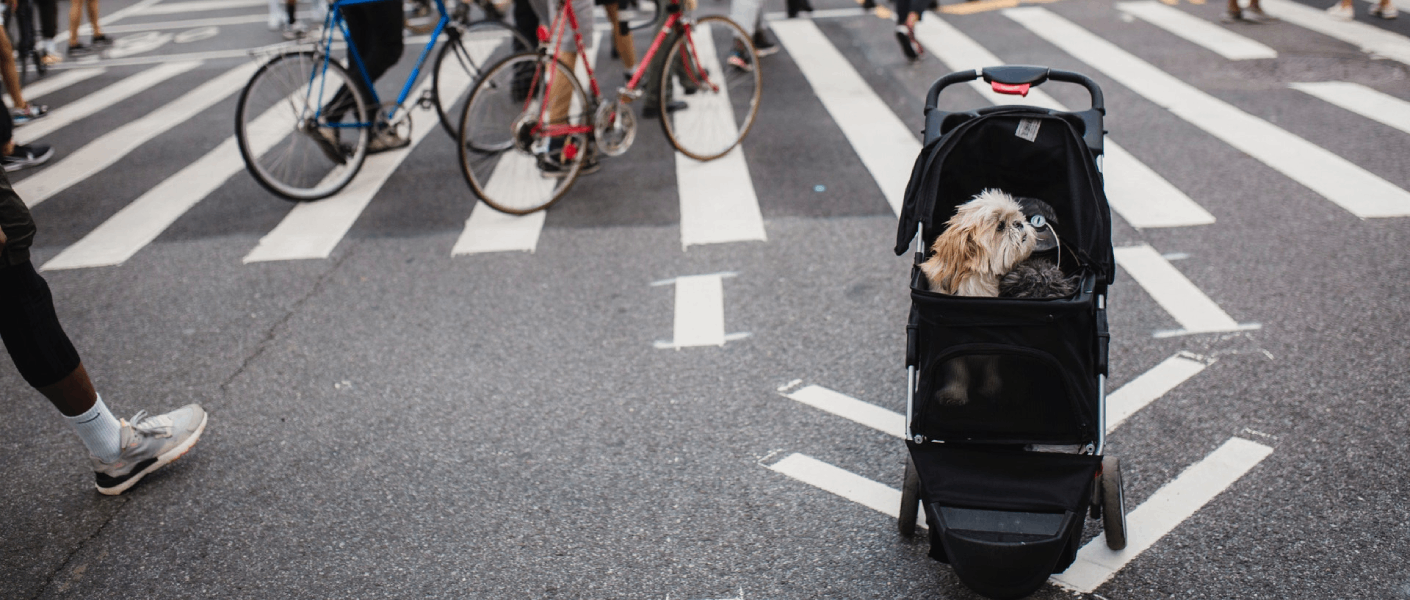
top-left (603, 3), bottom-right (634, 70)
top-left (0, 27), bottom-right (28, 109)
top-left (268, 0), bottom-right (284, 29)
top-left (893, 0), bottom-right (921, 60)
top-left (86, 0), bottom-right (105, 40)
top-left (67, 0), bottom-right (81, 46)
top-left (37, 0), bottom-right (58, 59)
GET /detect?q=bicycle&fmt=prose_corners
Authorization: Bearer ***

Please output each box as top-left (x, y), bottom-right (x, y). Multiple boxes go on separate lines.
top-left (455, 0), bottom-right (761, 215)
top-left (235, 0), bottom-right (529, 201)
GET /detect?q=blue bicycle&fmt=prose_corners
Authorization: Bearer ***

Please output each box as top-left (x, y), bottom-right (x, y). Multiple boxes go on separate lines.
top-left (235, 0), bottom-right (528, 201)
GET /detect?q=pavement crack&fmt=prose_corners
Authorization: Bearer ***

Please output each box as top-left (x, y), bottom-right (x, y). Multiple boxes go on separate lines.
top-left (28, 497), bottom-right (129, 600)
top-left (220, 250), bottom-right (356, 393)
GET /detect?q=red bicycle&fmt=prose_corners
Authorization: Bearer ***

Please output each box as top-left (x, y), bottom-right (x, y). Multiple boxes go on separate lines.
top-left (456, 0), bottom-right (762, 214)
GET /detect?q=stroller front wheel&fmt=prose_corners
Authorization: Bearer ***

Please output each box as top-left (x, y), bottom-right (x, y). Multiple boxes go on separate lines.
top-left (899, 454), bottom-right (921, 537)
top-left (1101, 455), bottom-right (1127, 550)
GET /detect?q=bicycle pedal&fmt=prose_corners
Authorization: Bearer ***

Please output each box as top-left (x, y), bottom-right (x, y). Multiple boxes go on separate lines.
top-left (416, 90), bottom-right (436, 110)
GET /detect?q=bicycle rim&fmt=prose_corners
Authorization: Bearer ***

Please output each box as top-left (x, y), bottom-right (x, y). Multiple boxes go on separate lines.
top-left (659, 16), bottom-right (761, 161)
top-left (458, 53), bottom-right (590, 215)
top-left (236, 51), bottom-right (369, 201)
top-left (433, 20), bottom-right (532, 139)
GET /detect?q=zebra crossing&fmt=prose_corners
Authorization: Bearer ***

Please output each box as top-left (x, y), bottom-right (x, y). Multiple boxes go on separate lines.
top-left (14, 0), bottom-right (1410, 275)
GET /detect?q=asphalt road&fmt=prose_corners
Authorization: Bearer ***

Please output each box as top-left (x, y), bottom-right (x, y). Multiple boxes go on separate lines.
top-left (1, 0), bottom-right (1408, 597)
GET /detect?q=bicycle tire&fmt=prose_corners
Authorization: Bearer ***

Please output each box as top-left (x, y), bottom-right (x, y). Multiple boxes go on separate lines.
top-left (458, 52), bottom-right (590, 215)
top-left (432, 19), bottom-right (532, 140)
top-left (658, 15), bottom-right (761, 161)
top-left (235, 51), bottom-right (370, 201)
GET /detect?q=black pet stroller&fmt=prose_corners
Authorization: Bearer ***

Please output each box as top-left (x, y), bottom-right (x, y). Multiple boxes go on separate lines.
top-left (892, 66), bottom-right (1125, 600)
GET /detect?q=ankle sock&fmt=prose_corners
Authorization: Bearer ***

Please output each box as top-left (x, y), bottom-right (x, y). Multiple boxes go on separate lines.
top-left (65, 394), bottom-right (122, 463)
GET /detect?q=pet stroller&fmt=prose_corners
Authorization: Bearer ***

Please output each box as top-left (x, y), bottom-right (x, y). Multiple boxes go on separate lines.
top-left (892, 66), bottom-right (1125, 600)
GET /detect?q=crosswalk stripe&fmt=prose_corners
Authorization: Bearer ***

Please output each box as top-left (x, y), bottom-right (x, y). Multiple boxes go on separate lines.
top-left (1053, 437), bottom-right (1273, 593)
top-left (675, 23), bottom-right (767, 248)
top-left (18, 62), bottom-right (257, 208)
top-left (1261, 0), bottom-right (1410, 67)
top-left (5, 68), bottom-right (106, 108)
top-left (1116, 1), bottom-right (1277, 60)
top-left (16, 61), bottom-right (200, 143)
top-left (1006, 7), bottom-right (1410, 219)
top-left (1290, 81), bottom-right (1410, 136)
top-left (913, 15), bottom-right (1215, 229)
top-left (244, 79), bottom-right (472, 263)
top-left (768, 453), bottom-right (907, 520)
top-left (100, 14), bottom-right (283, 34)
top-left (70, 0), bottom-right (165, 37)
top-left (43, 90), bottom-right (302, 271)
top-left (1114, 244), bottom-right (1258, 337)
top-left (452, 35), bottom-right (596, 256)
top-left (770, 18), bottom-right (917, 217)
top-left (1106, 353), bottom-right (1207, 432)
top-left (785, 385), bottom-right (905, 439)
top-left (140, 0), bottom-right (267, 15)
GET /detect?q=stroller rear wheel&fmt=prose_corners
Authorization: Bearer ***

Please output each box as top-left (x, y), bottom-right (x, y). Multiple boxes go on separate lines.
top-left (1101, 456), bottom-right (1127, 550)
top-left (898, 454), bottom-right (921, 537)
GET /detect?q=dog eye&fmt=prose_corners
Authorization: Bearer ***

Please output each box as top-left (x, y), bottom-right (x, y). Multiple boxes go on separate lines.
top-left (996, 221), bottom-right (1005, 232)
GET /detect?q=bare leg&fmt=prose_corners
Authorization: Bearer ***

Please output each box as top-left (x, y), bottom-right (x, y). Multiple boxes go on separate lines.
top-left (68, 0), bottom-right (82, 45)
top-left (0, 28), bottom-right (27, 109)
top-left (604, 4), bottom-right (635, 69)
top-left (37, 363), bottom-right (98, 417)
top-left (87, 0), bottom-right (103, 37)
top-left (548, 50), bottom-right (578, 126)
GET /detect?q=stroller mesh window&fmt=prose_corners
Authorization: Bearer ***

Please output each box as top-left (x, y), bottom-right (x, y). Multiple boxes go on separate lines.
top-left (916, 347), bottom-right (1085, 443)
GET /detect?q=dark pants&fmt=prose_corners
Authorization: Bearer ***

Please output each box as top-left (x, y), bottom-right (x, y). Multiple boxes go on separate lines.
top-left (327, 0), bottom-right (405, 120)
top-left (37, 0), bottom-right (56, 39)
top-left (0, 173), bottom-right (80, 388)
top-left (0, 106), bottom-right (13, 147)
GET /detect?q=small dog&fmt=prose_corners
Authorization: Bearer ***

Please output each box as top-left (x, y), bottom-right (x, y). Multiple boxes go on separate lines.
top-left (920, 189), bottom-right (1036, 405)
top-left (999, 197), bottom-right (1078, 299)
top-left (920, 189), bottom-right (1037, 296)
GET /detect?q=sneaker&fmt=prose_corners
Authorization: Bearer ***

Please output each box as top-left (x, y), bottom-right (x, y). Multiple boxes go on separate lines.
top-left (91, 405), bottom-right (207, 496)
top-left (367, 128), bottom-right (410, 153)
top-left (268, 13), bottom-right (283, 30)
top-left (641, 100), bottom-right (687, 119)
top-left (537, 140), bottom-right (600, 177)
top-left (282, 20), bottom-right (308, 40)
top-left (726, 48), bottom-right (754, 72)
top-left (2, 143), bottom-right (54, 172)
top-left (753, 31), bottom-right (780, 57)
top-left (895, 24), bottom-right (922, 61)
top-left (40, 52), bottom-right (62, 65)
top-left (1243, 5), bottom-right (1278, 21)
top-left (12, 104), bottom-right (49, 125)
top-left (1370, 2), bottom-right (1398, 17)
top-left (1325, 2), bottom-right (1353, 19)
top-left (310, 128), bottom-right (349, 164)
top-left (67, 42), bottom-right (92, 56)
top-left (90, 34), bottom-right (113, 46)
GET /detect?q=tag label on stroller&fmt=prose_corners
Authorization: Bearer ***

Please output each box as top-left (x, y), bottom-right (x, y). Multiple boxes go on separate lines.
top-left (1015, 118), bottom-right (1042, 142)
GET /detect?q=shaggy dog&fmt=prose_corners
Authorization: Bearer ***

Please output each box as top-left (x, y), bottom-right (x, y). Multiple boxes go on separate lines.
top-left (999, 197), bottom-right (1079, 299)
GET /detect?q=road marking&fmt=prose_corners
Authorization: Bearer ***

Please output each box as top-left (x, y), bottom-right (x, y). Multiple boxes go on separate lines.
top-left (244, 76), bottom-right (469, 263)
top-left (769, 453), bottom-right (922, 527)
top-left (68, 0), bottom-right (166, 37)
top-left (16, 61), bottom-right (199, 143)
top-left (1290, 82), bottom-right (1410, 136)
top-left (1114, 245), bottom-right (1259, 337)
top-left (4, 68), bottom-right (105, 107)
top-left (1117, 1), bottom-right (1277, 60)
top-left (98, 13), bottom-right (271, 33)
top-left (1053, 437), bottom-right (1273, 593)
top-left (785, 385), bottom-right (905, 439)
top-left (1006, 7), bottom-right (1410, 219)
top-left (452, 36), bottom-right (585, 255)
top-left (771, 18), bottom-right (918, 216)
top-left (17, 62), bottom-right (257, 207)
top-left (1107, 353), bottom-right (1208, 432)
top-left (653, 273), bottom-right (749, 349)
top-left (42, 91), bottom-right (300, 270)
top-left (1260, 0), bottom-right (1410, 67)
top-left (675, 22), bottom-right (767, 248)
top-left (140, 0), bottom-right (267, 15)
top-left (912, 16), bottom-right (1215, 229)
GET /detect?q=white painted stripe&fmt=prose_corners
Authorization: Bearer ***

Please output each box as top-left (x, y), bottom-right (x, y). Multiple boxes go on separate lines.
top-left (1114, 245), bottom-right (1256, 336)
top-left (1106, 353), bottom-right (1208, 432)
top-left (771, 18), bottom-right (919, 216)
top-left (17, 62), bottom-right (257, 207)
top-left (769, 453), bottom-right (908, 520)
top-left (16, 61), bottom-right (200, 143)
top-left (912, 16), bottom-right (1215, 229)
top-left (140, 0), bottom-right (266, 15)
top-left (100, 13), bottom-right (288, 33)
top-left (451, 36), bottom-right (591, 255)
top-left (1053, 437), bottom-right (1273, 593)
top-left (243, 75), bottom-right (470, 262)
top-left (1261, 0), bottom-right (1410, 67)
top-left (1290, 81), bottom-right (1410, 136)
top-left (1006, 7), bottom-right (1410, 218)
top-left (4, 69), bottom-right (105, 108)
top-left (42, 92), bottom-right (301, 270)
top-left (675, 23), bottom-right (767, 247)
top-left (68, 0), bottom-right (166, 37)
top-left (1117, 1), bottom-right (1277, 60)
top-left (1362, 0), bottom-right (1410, 11)
top-left (786, 385), bottom-right (905, 439)
top-left (655, 274), bottom-right (729, 348)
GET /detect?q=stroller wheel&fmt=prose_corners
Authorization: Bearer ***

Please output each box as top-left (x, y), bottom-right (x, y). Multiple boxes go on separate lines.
top-left (1101, 456), bottom-right (1127, 550)
top-left (898, 454), bottom-right (921, 537)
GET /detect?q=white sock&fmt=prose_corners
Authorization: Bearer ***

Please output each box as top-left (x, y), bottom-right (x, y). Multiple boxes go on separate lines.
top-left (65, 394), bottom-right (123, 463)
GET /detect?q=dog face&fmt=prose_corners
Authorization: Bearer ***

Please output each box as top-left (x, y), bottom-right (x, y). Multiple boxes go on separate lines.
top-left (921, 189), bottom-right (1037, 296)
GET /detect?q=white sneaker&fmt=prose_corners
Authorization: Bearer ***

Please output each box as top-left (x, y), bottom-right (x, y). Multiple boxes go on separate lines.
top-left (1370, 2), bottom-right (1398, 18)
top-left (91, 405), bottom-right (207, 496)
top-left (1325, 2), bottom-right (1354, 19)
top-left (268, 13), bottom-right (283, 30)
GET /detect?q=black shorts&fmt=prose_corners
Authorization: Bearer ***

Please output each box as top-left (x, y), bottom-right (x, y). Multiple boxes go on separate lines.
top-left (0, 170), bottom-right (36, 267)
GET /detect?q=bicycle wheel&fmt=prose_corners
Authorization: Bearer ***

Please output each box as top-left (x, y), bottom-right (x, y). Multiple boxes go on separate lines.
top-left (458, 52), bottom-right (590, 215)
top-left (433, 19), bottom-right (532, 139)
top-left (405, 0), bottom-right (439, 35)
top-left (236, 51), bottom-right (370, 201)
top-left (659, 15), bottom-right (761, 161)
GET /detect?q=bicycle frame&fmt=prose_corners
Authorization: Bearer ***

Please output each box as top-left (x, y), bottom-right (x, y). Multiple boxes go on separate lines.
top-left (311, 0), bottom-right (454, 126)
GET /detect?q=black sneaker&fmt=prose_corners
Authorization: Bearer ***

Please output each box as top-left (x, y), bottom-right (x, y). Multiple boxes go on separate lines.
top-left (641, 100), bottom-right (687, 119)
top-left (308, 128), bottom-right (349, 165)
top-left (537, 154), bottom-right (601, 178)
top-left (895, 24), bottom-right (922, 61)
top-left (753, 31), bottom-right (780, 57)
top-left (91, 34), bottom-right (114, 46)
top-left (67, 42), bottom-right (93, 56)
top-left (2, 143), bottom-right (55, 172)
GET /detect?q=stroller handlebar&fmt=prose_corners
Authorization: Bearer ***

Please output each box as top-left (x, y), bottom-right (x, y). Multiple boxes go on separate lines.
top-left (924, 66), bottom-right (1105, 115)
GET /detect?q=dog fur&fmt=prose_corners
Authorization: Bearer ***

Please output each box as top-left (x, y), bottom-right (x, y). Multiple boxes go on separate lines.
top-left (920, 189), bottom-right (1037, 297)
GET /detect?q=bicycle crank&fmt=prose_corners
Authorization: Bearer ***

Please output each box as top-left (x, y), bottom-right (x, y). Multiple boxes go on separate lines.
top-left (594, 99), bottom-right (637, 157)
